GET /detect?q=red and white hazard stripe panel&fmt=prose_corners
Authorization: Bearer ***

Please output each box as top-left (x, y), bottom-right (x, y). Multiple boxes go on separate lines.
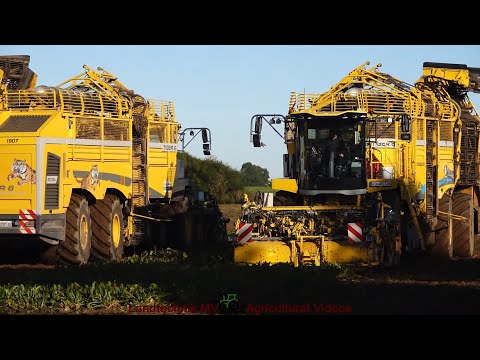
top-left (347, 222), bottom-right (362, 243)
top-left (19, 209), bottom-right (36, 234)
top-left (236, 222), bottom-right (253, 244)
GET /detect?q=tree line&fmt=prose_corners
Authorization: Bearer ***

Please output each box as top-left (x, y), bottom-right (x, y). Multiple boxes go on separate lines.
top-left (178, 152), bottom-right (270, 204)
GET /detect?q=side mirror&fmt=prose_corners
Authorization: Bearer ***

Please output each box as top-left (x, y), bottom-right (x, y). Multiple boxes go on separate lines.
top-left (250, 114), bottom-right (285, 148)
top-left (254, 116), bottom-right (263, 134)
top-left (253, 134), bottom-right (262, 147)
top-left (203, 143), bottom-right (211, 156)
top-left (202, 128), bottom-right (209, 143)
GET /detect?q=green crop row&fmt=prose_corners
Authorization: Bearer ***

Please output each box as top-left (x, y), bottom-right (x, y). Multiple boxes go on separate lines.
top-left (0, 282), bottom-right (167, 314)
top-left (118, 248), bottom-right (188, 264)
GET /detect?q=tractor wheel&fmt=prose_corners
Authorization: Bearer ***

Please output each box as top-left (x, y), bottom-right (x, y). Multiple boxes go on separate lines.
top-left (172, 211), bottom-right (195, 250)
top-left (90, 194), bottom-right (125, 261)
top-left (145, 220), bottom-right (168, 249)
top-left (57, 194), bottom-right (92, 265)
top-left (381, 220), bottom-right (401, 267)
top-left (452, 192), bottom-right (474, 257)
top-left (381, 191), bottom-right (401, 267)
top-left (433, 195), bottom-right (451, 258)
top-left (435, 193), bottom-right (475, 258)
top-left (194, 210), bottom-right (206, 249)
top-left (205, 211), bottom-right (227, 246)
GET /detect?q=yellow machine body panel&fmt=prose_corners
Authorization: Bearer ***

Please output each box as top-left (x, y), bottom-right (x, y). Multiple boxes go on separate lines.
top-left (322, 241), bottom-right (369, 264)
top-left (422, 65), bottom-right (470, 88)
top-left (271, 178), bottom-right (298, 194)
top-left (0, 142), bottom-right (37, 212)
top-left (234, 241), bottom-right (292, 265)
top-left (234, 239), bottom-right (371, 265)
top-left (147, 120), bottom-right (179, 199)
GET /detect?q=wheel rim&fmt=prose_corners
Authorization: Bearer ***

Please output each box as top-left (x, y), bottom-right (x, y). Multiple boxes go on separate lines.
top-left (80, 215), bottom-right (89, 250)
top-left (112, 214), bottom-right (121, 248)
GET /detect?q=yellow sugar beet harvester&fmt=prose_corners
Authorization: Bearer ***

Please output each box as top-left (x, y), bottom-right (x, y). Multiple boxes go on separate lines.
top-left (0, 55), bottom-right (226, 264)
top-left (235, 61), bottom-right (480, 266)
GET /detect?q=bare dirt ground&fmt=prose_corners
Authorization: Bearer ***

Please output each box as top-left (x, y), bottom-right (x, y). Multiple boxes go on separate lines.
top-left (343, 256), bottom-right (480, 314)
top-left (0, 234), bottom-right (479, 315)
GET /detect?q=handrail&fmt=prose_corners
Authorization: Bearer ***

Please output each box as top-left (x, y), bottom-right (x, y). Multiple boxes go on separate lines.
top-left (147, 99), bottom-right (175, 121)
top-left (290, 89), bottom-right (420, 117)
top-left (4, 88), bottom-right (176, 122)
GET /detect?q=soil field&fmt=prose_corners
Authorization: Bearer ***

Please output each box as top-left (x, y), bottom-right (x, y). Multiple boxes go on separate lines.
top-left (0, 234), bottom-right (479, 315)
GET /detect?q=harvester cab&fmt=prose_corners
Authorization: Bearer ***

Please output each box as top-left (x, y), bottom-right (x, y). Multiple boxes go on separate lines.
top-left (251, 111), bottom-right (369, 196)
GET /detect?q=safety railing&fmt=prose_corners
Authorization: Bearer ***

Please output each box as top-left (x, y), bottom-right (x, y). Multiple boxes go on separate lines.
top-left (289, 89), bottom-right (423, 117)
top-left (289, 92), bottom-right (321, 112)
top-left (147, 99), bottom-right (175, 121)
top-left (437, 100), bottom-right (458, 120)
top-left (5, 88), bottom-right (127, 117)
top-left (5, 88), bottom-right (58, 110)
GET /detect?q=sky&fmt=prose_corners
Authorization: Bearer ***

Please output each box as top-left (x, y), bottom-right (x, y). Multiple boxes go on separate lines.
top-left (2, 45), bottom-right (479, 179)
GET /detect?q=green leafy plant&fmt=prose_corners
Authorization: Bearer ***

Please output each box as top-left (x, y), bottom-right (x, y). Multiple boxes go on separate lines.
top-left (0, 282), bottom-right (167, 314)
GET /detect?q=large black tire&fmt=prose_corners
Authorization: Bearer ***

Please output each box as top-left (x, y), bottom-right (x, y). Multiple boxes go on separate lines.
top-left (452, 192), bottom-right (474, 257)
top-left (144, 220), bottom-right (168, 249)
top-left (381, 217), bottom-right (401, 267)
top-left (57, 194), bottom-right (92, 265)
top-left (90, 194), bottom-right (124, 261)
top-left (435, 193), bottom-right (475, 258)
top-left (169, 212), bottom-right (195, 250)
top-left (182, 212), bottom-right (195, 249)
top-left (433, 195), bottom-right (451, 258)
top-left (381, 191), bottom-right (401, 267)
top-left (204, 210), bottom-right (227, 246)
top-left (195, 211), bottom-right (206, 249)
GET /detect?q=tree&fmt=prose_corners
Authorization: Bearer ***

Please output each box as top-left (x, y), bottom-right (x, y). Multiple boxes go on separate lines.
top-left (240, 162), bottom-right (270, 187)
top-left (178, 152), bottom-right (244, 203)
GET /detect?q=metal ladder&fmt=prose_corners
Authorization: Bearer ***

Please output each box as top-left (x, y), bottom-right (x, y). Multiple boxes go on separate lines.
top-left (425, 120), bottom-right (437, 223)
top-left (131, 117), bottom-right (149, 244)
top-left (459, 121), bottom-right (479, 185)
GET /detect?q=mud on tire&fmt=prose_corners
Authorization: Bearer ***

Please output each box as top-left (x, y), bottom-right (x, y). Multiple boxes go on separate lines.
top-left (434, 192), bottom-right (474, 258)
top-left (57, 193), bottom-right (92, 265)
top-left (452, 192), bottom-right (474, 257)
top-left (90, 194), bottom-right (124, 261)
top-left (433, 195), bottom-right (451, 258)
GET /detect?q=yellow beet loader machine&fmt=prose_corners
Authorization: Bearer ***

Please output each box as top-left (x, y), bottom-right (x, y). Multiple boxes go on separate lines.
top-left (235, 61), bottom-right (480, 266)
top-left (0, 55), bottom-right (227, 264)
